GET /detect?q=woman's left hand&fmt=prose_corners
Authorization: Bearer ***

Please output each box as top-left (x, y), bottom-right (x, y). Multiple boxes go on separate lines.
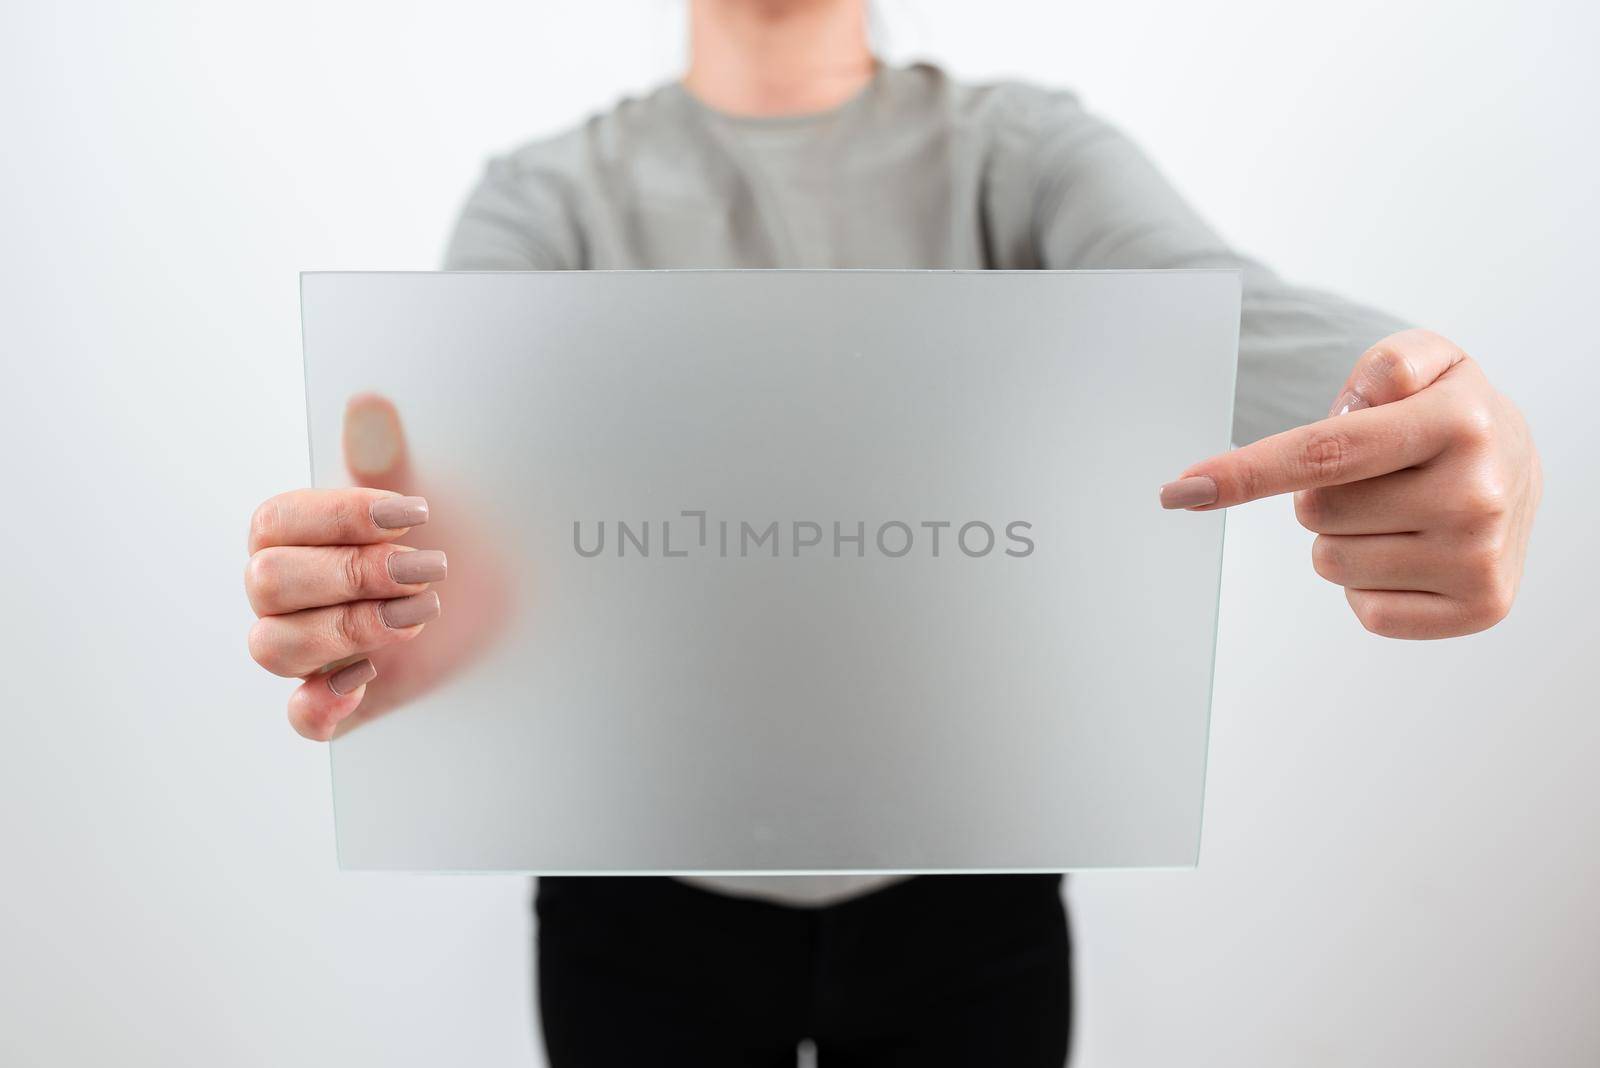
top-left (1160, 328), bottom-right (1541, 639)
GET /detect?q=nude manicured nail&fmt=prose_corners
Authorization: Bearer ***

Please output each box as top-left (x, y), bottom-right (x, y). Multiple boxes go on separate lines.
top-left (327, 658), bottom-right (376, 696)
top-left (380, 590), bottom-right (440, 629)
top-left (371, 496), bottom-right (428, 530)
top-left (1159, 475), bottom-right (1218, 509)
top-left (388, 549), bottom-right (448, 585)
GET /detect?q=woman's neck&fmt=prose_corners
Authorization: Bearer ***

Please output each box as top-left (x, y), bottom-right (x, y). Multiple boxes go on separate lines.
top-left (683, 0), bottom-right (875, 117)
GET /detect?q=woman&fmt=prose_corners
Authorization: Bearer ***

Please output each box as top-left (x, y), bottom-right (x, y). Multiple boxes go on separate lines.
top-left (242, 1), bottom-right (1541, 1063)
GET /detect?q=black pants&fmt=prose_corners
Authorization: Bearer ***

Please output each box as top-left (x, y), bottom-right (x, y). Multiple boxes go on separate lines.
top-left (535, 874), bottom-right (1072, 1067)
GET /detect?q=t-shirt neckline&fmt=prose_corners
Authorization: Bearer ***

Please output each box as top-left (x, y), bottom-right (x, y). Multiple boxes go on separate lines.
top-left (671, 62), bottom-right (887, 131)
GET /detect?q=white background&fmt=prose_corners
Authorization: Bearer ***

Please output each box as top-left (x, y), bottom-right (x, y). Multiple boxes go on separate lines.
top-left (2, 1), bottom-right (1596, 1065)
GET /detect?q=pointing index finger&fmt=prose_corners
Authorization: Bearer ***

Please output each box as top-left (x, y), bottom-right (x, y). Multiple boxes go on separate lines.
top-left (1160, 397), bottom-right (1449, 510)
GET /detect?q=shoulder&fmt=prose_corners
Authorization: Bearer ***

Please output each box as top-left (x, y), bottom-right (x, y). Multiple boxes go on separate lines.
top-left (889, 62), bottom-right (1094, 140)
top-left (447, 82), bottom-right (699, 267)
top-left (483, 81), bottom-right (682, 188)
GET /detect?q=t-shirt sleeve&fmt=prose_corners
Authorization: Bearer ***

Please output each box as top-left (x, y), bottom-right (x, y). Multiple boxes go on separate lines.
top-left (1017, 91), bottom-right (1408, 444)
top-left (442, 153), bottom-right (584, 270)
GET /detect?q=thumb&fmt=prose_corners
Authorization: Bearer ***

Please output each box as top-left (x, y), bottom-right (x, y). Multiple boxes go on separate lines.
top-left (342, 393), bottom-right (415, 493)
top-left (1327, 328), bottom-right (1465, 416)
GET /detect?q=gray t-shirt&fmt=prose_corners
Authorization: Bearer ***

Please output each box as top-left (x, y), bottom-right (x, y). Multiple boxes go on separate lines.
top-left (444, 62), bottom-right (1405, 906)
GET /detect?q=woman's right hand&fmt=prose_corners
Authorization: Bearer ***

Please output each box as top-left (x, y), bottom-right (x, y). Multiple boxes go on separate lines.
top-left (245, 485), bottom-right (446, 740)
top-left (246, 394), bottom-right (507, 740)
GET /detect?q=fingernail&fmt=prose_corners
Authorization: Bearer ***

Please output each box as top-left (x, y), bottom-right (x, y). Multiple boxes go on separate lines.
top-left (371, 496), bottom-right (428, 529)
top-left (388, 549), bottom-right (448, 585)
top-left (327, 658), bottom-right (376, 696)
top-left (1159, 475), bottom-right (1218, 509)
top-left (380, 590), bottom-right (440, 629)
top-left (1329, 390), bottom-right (1370, 417)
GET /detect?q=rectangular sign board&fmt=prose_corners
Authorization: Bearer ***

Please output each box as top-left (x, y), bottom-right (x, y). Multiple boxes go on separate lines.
top-left (300, 269), bottom-right (1238, 873)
